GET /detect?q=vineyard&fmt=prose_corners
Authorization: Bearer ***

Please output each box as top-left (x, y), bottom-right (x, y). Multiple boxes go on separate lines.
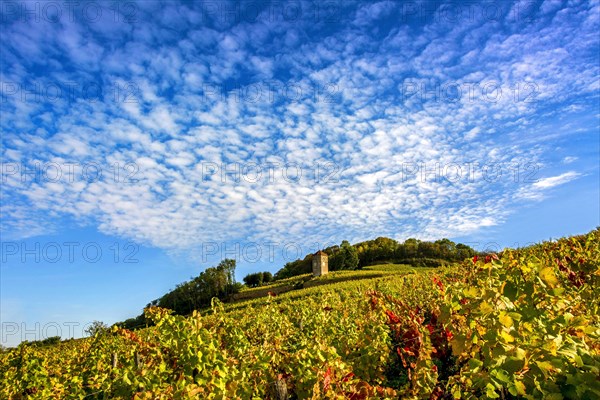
top-left (1, 229), bottom-right (599, 399)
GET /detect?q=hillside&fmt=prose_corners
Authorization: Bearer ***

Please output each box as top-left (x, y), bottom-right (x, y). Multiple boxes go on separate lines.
top-left (231, 264), bottom-right (429, 305)
top-left (1, 229), bottom-right (599, 399)
top-left (116, 237), bottom-right (476, 330)
top-left (273, 237), bottom-right (476, 280)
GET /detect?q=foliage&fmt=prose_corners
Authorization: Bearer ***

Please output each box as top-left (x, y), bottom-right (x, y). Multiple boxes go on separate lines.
top-left (20, 336), bottom-right (62, 348)
top-left (330, 240), bottom-right (360, 270)
top-left (275, 237), bottom-right (477, 280)
top-left (1, 230), bottom-right (598, 399)
top-left (355, 237), bottom-right (477, 268)
top-left (117, 314), bottom-right (148, 331)
top-left (394, 258), bottom-right (449, 268)
top-left (274, 254), bottom-right (313, 280)
top-left (438, 230), bottom-right (600, 399)
top-left (117, 259), bottom-right (240, 326)
top-left (243, 271), bottom-right (274, 288)
top-left (85, 321), bottom-right (109, 337)
top-left (368, 228), bottom-right (600, 398)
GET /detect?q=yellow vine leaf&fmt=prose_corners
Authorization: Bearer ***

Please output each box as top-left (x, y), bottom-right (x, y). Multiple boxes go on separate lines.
top-left (539, 267), bottom-right (559, 288)
top-left (499, 312), bottom-right (513, 328)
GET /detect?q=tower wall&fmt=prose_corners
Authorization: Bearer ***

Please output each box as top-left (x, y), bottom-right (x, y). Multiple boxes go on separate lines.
top-left (312, 252), bottom-right (329, 276)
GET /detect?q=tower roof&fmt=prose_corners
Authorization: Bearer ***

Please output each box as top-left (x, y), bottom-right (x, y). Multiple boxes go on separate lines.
top-left (314, 250), bottom-right (327, 256)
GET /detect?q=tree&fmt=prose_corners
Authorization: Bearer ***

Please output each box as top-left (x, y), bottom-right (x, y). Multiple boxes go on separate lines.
top-left (403, 238), bottom-right (420, 258)
top-left (85, 321), bottom-right (108, 337)
top-left (274, 255), bottom-right (312, 279)
top-left (243, 272), bottom-right (264, 287)
top-left (456, 243), bottom-right (476, 260)
top-left (340, 240), bottom-right (359, 269)
top-left (118, 314), bottom-right (147, 330)
top-left (435, 238), bottom-right (456, 259)
top-left (216, 258), bottom-right (237, 297)
top-left (330, 241), bottom-right (359, 270)
top-left (154, 259), bottom-right (240, 315)
top-left (329, 249), bottom-right (344, 271)
top-left (418, 241), bottom-right (435, 257)
top-left (114, 260), bottom-right (243, 328)
top-left (262, 271), bottom-right (273, 283)
top-left (243, 271), bottom-right (274, 287)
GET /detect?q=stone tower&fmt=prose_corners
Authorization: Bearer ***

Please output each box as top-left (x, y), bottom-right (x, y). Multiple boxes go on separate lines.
top-left (312, 250), bottom-right (329, 276)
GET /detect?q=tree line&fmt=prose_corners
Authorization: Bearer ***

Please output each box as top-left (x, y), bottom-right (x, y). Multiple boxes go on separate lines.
top-left (117, 259), bottom-right (239, 330)
top-left (242, 271), bottom-right (273, 287)
top-left (274, 237), bottom-right (477, 280)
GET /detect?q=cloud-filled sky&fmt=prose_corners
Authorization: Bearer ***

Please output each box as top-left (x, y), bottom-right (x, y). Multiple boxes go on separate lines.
top-left (1, 0), bottom-right (599, 345)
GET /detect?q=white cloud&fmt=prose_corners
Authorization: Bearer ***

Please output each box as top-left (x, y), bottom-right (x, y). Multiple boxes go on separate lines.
top-left (1, 0), bottom-right (597, 253)
top-left (532, 171), bottom-right (581, 189)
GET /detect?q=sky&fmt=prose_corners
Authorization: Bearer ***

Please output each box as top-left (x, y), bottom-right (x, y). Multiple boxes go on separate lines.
top-left (1, 0), bottom-right (599, 347)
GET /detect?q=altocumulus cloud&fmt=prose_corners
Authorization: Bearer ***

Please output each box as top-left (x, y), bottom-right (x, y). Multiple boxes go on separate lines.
top-left (1, 0), bottom-right (598, 250)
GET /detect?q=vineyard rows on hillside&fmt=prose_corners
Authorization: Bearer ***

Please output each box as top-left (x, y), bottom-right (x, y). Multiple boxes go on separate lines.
top-left (1, 230), bottom-right (599, 399)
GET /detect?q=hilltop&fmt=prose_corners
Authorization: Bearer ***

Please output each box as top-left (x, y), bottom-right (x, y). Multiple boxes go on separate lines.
top-left (117, 237), bottom-right (477, 330)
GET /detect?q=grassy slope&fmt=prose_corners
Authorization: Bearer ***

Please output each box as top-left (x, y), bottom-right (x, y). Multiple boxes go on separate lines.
top-left (227, 264), bottom-right (429, 310)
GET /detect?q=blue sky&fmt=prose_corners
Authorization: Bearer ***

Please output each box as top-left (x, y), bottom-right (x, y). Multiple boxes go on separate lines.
top-left (1, 0), bottom-right (599, 346)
